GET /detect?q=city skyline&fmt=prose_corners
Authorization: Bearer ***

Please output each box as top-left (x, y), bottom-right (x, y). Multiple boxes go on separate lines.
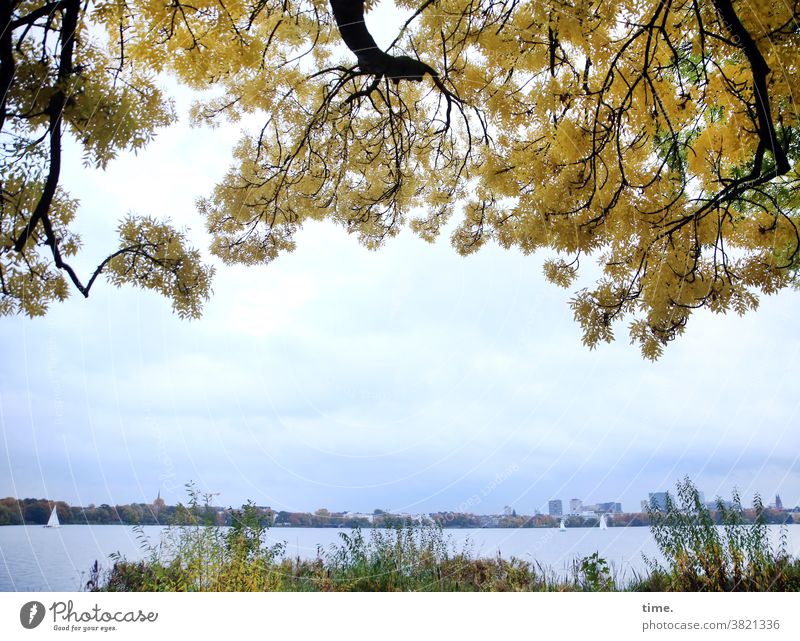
top-left (2, 483), bottom-right (796, 517)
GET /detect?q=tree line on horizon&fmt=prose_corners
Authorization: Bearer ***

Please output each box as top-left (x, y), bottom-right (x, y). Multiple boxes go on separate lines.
top-left (1, 496), bottom-right (795, 528)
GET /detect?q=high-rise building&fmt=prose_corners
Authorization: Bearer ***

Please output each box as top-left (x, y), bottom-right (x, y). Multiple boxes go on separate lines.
top-left (648, 492), bottom-right (669, 512)
top-left (776, 495), bottom-right (784, 510)
top-left (569, 498), bottom-right (583, 514)
top-left (596, 502), bottom-right (623, 513)
top-left (548, 500), bottom-right (563, 516)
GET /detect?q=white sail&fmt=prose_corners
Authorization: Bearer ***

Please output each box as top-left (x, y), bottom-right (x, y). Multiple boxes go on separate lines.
top-left (599, 514), bottom-right (608, 530)
top-left (45, 506), bottom-right (60, 528)
top-left (559, 519), bottom-right (566, 531)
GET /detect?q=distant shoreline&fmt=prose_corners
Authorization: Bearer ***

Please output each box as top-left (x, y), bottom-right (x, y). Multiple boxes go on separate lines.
top-left (3, 496), bottom-right (798, 528)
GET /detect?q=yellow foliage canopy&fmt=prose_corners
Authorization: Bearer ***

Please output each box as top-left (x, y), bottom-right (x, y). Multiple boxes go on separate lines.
top-left (2, 0), bottom-right (799, 358)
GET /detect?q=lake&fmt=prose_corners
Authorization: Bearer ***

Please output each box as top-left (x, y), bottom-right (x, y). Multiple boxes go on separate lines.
top-left (1, 524), bottom-right (798, 591)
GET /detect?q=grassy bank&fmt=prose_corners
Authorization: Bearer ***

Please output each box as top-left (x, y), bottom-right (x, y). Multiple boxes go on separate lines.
top-left (88, 479), bottom-right (800, 592)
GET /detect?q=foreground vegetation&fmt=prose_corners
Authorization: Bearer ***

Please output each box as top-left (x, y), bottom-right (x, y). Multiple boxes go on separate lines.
top-left (87, 479), bottom-right (800, 592)
top-left (642, 481), bottom-right (800, 591)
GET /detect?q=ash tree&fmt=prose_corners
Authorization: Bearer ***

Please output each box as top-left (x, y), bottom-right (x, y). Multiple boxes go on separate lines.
top-left (2, 0), bottom-right (799, 358)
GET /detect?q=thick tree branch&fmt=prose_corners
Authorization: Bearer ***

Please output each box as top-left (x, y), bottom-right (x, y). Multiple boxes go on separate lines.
top-left (654, 0), bottom-right (793, 242)
top-left (711, 0), bottom-right (790, 176)
top-left (9, 1), bottom-right (64, 29)
top-left (12, 0), bottom-right (80, 253)
top-left (329, 0), bottom-right (437, 82)
top-left (0, 1), bottom-right (18, 133)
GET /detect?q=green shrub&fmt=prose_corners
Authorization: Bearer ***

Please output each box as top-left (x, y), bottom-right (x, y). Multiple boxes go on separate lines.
top-left (641, 477), bottom-right (800, 591)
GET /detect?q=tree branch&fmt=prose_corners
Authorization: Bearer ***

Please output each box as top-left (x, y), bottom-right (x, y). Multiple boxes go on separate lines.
top-left (329, 0), bottom-right (437, 82)
top-left (711, 0), bottom-right (790, 175)
top-left (0, 1), bottom-right (18, 133)
top-left (387, 0), bottom-right (436, 51)
top-left (12, 0), bottom-right (80, 253)
top-left (9, 1), bottom-right (64, 30)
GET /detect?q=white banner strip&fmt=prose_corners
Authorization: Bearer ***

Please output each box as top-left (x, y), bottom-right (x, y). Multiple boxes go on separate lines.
top-left (1, 592), bottom-right (798, 640)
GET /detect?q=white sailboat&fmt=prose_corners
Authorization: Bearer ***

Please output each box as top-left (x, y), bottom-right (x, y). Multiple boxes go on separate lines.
top-left (599, 514), bottom-right (608, 530)
top-left (44, 506), bottom-right (60, 528)
top-left (559, 518), bottom-right (566, 532)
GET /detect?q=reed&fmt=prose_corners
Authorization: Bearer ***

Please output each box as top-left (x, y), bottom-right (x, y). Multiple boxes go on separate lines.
top-left (637, 477), bottom-right (800, 591)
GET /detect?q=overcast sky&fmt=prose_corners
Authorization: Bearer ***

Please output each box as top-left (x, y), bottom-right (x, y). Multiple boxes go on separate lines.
top-left (2, 6), bottom-right (799, 515)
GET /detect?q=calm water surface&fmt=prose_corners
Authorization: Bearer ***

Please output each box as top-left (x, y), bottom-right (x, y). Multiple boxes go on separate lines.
top-left (1, 524), bottom-right (797, 591)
